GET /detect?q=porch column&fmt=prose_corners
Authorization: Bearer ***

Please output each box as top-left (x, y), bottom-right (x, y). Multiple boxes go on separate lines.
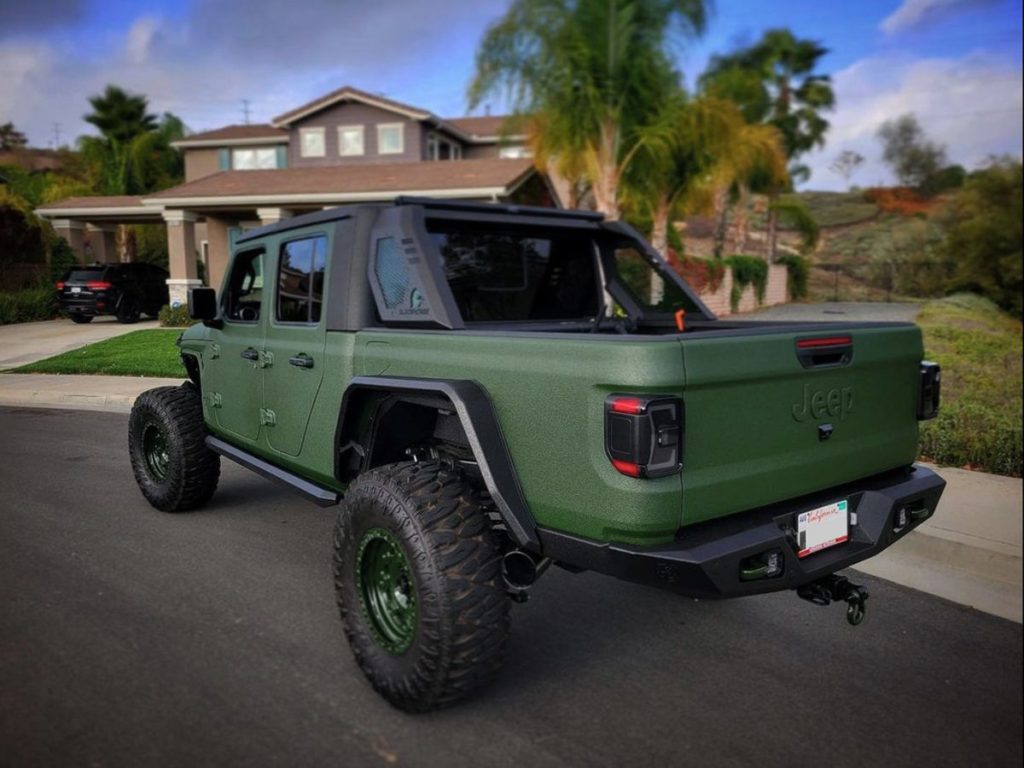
top-left (51, 219), bottom-right (86, 264)
top-left (204, 215), bottom-right (235, 295)
top-left (163, 210), bottom-right (200, 308)
top-left (86, 224), bottom-right (118, 263)
top-left (256, 207), bottom-right (293, 226)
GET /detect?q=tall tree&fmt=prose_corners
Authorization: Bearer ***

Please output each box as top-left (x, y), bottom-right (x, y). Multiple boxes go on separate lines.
top-left (877, 113), bottom-right (946, 190)
top-left (701, 29), bottom-right (833, 258)
top-left (468, 0), bottom-right (710, 219)
top-left (0, 122), bottom-right (28, 151)
top-left (830, 149), bottom-right (865, 185)
top-left (83, 86), bottom-right (158, 144)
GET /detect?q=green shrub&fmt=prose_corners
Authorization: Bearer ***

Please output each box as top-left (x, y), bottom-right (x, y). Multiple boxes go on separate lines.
top-left (158, 304), bottom-right (196, 327)
top-left (0, 286), bottom-right (58, 325)
top-left (725, 255), bottom-right (769, 312)
top-left (49, 238), bottom-right (79, 283)
top-left (916, 294), bottom-right (1022, 477)
top-left (776, 254), bottom-right (810, 300)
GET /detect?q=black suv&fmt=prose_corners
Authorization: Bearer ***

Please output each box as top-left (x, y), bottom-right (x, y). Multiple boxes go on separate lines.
top-left (56, 263), bottom-right (169, 323)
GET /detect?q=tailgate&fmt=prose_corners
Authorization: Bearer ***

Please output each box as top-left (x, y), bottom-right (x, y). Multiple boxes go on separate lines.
top-left (679, 324), bottom-right (923, 526)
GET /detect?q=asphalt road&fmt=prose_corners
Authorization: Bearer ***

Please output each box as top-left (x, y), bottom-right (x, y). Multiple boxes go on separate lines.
top-left (1, 407), bottom-right (1020, 768)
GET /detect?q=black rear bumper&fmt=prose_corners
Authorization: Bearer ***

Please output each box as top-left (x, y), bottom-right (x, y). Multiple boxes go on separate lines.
top-left (538, 464), bottom-right (946, 599)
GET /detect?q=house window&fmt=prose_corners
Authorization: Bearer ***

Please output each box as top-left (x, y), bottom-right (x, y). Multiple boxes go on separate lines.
top-left (299, 127), bottom-right (326, 158)
top-left (499, 145), bottom-right (531, 159)
top-left (377, 123), bottom-right (404, 155)
top-left (338, 125), bottom-right (365, 156)
top-left (232, 147), bottom-right (278, 170)
top-left (426, 132), bottom-right (462, 161)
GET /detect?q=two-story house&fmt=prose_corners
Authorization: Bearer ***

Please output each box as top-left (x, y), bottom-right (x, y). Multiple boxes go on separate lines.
top-left (37, 86), bottom-right (552, 304)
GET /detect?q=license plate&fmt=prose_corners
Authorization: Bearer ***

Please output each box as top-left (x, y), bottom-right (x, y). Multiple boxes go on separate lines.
top-left (70, 287), bottom-right (81, 293)
top-left (797, 499), bottom-right (849, 558)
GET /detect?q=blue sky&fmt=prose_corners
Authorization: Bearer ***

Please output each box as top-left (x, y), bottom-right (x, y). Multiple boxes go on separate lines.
top-left (1, 0), bottom-right (1021, 190)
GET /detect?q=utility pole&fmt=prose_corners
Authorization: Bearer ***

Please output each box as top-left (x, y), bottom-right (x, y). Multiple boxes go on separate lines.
top-left (52, 122), bottom-right (62, 148)
top-left (241, 99), bottom-right (251, 124)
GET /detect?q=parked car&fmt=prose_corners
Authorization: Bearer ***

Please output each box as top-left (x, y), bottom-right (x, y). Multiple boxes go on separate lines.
top-left (56, 262), bottom-right (169, 323)
top-left (128, 198), bottom-right (945, 712)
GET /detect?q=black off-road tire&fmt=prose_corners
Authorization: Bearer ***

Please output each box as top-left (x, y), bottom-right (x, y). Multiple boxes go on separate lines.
top-left (128, 383), bottom-right (220, 512)
top-left (333, 461), bottom-right (510, 712)
top-left (69, 315), bottom-right (93, 324)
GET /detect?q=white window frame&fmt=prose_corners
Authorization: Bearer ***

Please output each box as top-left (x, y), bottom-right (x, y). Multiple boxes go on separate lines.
top-left (337, 125), bottom-right (365, 157)
top-left (377, 123), bottom-right (404, 155)
top-left (299, 127), bottom-right (326, 158)
top-left (232, 147), bottom-right (278, 170)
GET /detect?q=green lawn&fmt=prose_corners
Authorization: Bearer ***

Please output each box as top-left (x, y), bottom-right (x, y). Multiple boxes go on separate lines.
top-left (11, 329), bottom-right (186, 378)
top-left (917, 294), bottom-right (1022, 477)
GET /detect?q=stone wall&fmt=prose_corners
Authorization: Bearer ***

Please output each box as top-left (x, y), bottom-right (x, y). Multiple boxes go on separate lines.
top-left (696, 263), bottom-right (788, 317)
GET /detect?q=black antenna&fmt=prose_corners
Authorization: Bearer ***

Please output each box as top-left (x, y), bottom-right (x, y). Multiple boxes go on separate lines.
top-left (241, 99), bottom-right (251, 124)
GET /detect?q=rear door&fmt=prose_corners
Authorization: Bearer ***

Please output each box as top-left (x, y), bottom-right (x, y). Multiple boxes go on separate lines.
top-left (679, 324), bottom-right (924, 525)
top-left (261, 230), bottom-right (329, 458)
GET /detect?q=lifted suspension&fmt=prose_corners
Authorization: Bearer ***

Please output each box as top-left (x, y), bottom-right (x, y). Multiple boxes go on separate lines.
top-left (797, 574), bottom-right (869, 626)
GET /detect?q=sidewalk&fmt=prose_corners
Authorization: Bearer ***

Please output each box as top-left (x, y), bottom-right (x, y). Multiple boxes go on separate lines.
top-left (0, 373), bottom-right (184, 412)
top-left (0, 372), bottom-right (1020, 622)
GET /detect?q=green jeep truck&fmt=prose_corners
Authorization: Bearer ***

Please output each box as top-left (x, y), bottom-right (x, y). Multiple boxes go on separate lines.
top-left (128, 198), bottom-right (945, 711)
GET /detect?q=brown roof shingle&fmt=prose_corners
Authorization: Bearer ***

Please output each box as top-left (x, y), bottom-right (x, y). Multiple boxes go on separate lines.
top-left (37, 195), bottom-right (147, 211)
top-left (172, 124), bottom-right (286, 144)
top-left (147, 158), bottom-right (536, 201)
top-left (272, 86), bottom-right (430, 126)
top-left (445, 115), bottom-right (519, 138)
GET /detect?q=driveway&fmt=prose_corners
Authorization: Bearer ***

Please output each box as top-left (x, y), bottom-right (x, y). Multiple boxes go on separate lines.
top-left (0, 316), bottom-right (159, 370)
top-left (741, 301), bottom-right (924, 323)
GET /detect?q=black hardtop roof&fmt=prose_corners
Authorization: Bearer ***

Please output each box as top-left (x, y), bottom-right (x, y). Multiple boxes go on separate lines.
top-left (235, 197), bottom-right (604, 244)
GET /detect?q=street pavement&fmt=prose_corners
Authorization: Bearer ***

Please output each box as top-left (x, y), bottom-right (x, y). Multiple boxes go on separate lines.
top-left (0, 316), bottom-right (160, 371)
top-left (1, 406), bottom-right (1021, 768)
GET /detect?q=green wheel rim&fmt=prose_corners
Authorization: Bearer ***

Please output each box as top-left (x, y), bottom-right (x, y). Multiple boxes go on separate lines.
top-left (142, 422), bottom-right (170, 481)
top-left (356, 528), bottom-right (417, 654)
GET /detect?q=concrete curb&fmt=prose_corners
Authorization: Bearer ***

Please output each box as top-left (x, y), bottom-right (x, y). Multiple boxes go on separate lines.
top-left (0, 374), bottom-right (186, 414)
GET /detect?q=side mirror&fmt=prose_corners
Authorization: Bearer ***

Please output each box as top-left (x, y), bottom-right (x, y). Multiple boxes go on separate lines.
top-left (188, 287), bottom-right (219, 326)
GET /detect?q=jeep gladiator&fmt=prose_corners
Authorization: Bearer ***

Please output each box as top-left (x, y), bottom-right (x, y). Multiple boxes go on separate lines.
top-left (128, 198), bottom-right (945, 711)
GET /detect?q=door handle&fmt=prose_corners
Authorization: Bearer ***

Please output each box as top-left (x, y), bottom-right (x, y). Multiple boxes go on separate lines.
top-left (240, 348), bottom-right (259, 361)
top-left (288, 354), bottom-right (315, 369)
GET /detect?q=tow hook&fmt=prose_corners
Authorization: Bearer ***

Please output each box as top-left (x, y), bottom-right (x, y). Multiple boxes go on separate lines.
top-left (797, 574), bottom-right (869, 626)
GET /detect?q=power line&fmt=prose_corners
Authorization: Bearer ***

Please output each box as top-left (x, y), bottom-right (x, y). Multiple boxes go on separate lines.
top-left (51, 123), bottom-right (62, 149)
top-left (241, 99), bottom-right (251, 124)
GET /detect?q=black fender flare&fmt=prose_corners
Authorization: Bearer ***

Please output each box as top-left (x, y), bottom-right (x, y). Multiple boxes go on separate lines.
top-left (336, 376), bottom-right (539, 551)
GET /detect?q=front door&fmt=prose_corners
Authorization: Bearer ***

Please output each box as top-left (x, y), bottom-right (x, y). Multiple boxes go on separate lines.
top-left (261, 232), bottom-right (329, 457)
top-left (202, 246), bottom-right (265, 444)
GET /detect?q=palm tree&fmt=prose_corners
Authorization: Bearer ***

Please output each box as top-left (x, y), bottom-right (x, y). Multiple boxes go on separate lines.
top-left (84, 86), bottom-right (158, 145)
top-left (701, 29), bottom-right (833, 257)
top-left (468, 0), bottom-right (710, 219)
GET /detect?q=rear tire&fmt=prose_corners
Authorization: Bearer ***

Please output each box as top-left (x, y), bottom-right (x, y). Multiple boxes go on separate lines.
top-left (128, 383), bottom-right (220, 512)
top-left (69, 315), bottom-right (93, 324)
top-left (117, 297), bottom-right (141, 324)
top-left (333, 461), bottom-right (509, 712)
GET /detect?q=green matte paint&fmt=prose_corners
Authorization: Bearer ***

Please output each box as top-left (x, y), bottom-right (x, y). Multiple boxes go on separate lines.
top-left (180, 213), bottom-right (926, 549)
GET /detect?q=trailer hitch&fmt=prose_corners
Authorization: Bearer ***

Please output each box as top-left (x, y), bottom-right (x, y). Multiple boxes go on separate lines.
top-left (797, 574), bottom-right (869, 626)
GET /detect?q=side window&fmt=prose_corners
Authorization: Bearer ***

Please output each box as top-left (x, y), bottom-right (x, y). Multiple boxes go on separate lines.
top-left (277, 235), bottom-right (327, 323)
top-left (224, 248), bottom-right (264, 322)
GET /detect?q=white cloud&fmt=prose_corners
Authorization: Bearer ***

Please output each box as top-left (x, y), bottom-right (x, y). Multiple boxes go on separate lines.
top-left (880, 0), bottom-right (1001, 35)
top-left (801, 51), bottom-right (1023, 190)
top-left (0, 0), bottom-right (508, 147)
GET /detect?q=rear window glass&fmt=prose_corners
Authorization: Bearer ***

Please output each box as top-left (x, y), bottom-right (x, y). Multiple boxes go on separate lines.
top-left (429, 223), bottom-right (599, 323)
top-left (611, 245), bottom-right (693, 313)
top-left (66, 268), bottom-right (107, 282)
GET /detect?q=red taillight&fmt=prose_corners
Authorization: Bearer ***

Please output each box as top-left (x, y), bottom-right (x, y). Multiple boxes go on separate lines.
top-left (605, 394), bottom-right (683, 479)
top-left (796, 335), bottom-right (852, 349)
top-left (609, 396), bottom-right (644, 415)
top-left (86, 280), bottom-right (112, 290)
top-left (55, 281), bottom-right (65, 290)
top-left (611, 459), bottom-right (642, 477)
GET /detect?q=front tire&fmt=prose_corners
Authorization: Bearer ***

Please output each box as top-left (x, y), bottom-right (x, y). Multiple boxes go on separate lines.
top-left (117, 297), bottom-right (141, 324)
top-left (128, 383), bottom-right (220, 512)
top-left (333, 461), bottom-right (510, 712)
